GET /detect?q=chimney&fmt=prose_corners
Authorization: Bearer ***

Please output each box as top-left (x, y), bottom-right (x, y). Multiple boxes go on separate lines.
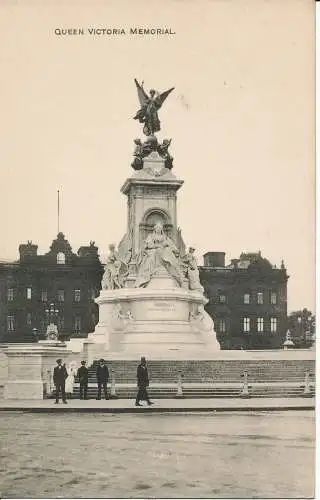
top-left (203, 252), bottom-right (225, 268)
top-left (19, 241), bottom-right (38, 261)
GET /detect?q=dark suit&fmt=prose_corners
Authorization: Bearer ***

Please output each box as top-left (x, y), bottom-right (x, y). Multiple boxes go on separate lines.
top-left (77, 366), bottom-right (89, 400)
top-left (53, 364), bottom-right (68, 403)
top-left (136, 363), bottom-right (151, 404)
top-left (96, 364), bottom-right (109, 399)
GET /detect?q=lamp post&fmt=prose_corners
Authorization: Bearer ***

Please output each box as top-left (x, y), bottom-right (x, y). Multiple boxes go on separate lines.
top-left (297, 316), bottom-right (303, 344)
top-left (45, 303), bottom-right (60, 340)
top-left (45, 302), bottom-right (59, 324)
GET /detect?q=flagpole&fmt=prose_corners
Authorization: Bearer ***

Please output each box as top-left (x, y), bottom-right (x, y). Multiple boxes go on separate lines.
top-left (57, 189), bottom-right (60, 234)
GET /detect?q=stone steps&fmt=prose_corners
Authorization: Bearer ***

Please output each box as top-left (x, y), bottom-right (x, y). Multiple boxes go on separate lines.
top-left (81, 359), bottom-right (315, 384)
top-left (48, 358), bottom-right (315, 400)
top-left (55, 385), bottom-right (315, 400)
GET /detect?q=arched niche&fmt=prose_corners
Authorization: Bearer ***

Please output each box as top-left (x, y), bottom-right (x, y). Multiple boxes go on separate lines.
top-left (139, 208), bottom-right (174, 245)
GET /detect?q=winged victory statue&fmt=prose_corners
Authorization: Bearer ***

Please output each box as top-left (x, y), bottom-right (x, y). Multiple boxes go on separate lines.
top-left (133, 79), bottom-right (174, 136)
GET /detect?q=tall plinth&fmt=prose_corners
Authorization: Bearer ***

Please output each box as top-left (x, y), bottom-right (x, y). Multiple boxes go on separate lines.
top-left (3, 342), bottom-right (71, 399)
top-left (117, 152), bottom-right (186, 286)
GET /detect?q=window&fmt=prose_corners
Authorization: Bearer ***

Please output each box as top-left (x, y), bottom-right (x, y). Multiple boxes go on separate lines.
top-left (270, 317), bottom-right (277, 333)
top-left (74, 316), bottom-right (81, 332)
top-left (270, 292), bottom-right (277, 305)
top-left (243, 317), bottom-right (250, 333)
top-left (41, 290), bottom-right (47, 302)
top-left (219, 319), bottom-right (226, 333)
top-left (57, 252), bottom-right (65, 265)
top-left (27, 313), bottom-right (32, 326)
top-left (257, 317), bottom-right (264, 332)
top-left (7, 288), bottom-right (14, 301)
top-left (7, 315), bottom-right (14, 331)
top-left (57, 290), bottom-right (65, 302)
top-left (244, 293), bottom-right (250, 304)
top-left (26, 287), bottom-right (32, 300)
top-left (74, 289), bottom-right (81, 302)
top-left (218, 294), bottom-right (226, 304)
top-left (257, 292), bottom-right (264, 305)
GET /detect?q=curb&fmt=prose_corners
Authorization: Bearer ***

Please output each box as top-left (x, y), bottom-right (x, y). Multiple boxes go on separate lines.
top-left (0, 405), bottom-right (314, 414)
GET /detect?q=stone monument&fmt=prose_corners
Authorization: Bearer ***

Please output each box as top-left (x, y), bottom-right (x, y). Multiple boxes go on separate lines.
top-left (283, 330), bottom-right (295, 350)
top-left (84, 80), bottom-right (220, 360)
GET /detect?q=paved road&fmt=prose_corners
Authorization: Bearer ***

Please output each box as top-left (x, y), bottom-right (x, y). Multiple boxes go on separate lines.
top-left (0, 410), bottom-right (315, 498)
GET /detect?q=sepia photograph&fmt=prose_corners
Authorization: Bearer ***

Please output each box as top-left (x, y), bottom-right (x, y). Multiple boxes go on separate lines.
top-left (0, 0), bottom-right (316, 498)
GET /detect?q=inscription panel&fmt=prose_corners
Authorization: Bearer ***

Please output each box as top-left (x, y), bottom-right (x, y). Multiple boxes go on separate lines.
top-left (131, 299), bottom-right (188, 321)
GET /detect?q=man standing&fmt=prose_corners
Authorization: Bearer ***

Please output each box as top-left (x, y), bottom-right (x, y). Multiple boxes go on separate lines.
top-left (135, 356), bottom-right (153, 406)
top-left (53, 359), bottom-right (68, 404)
top-left (96, 359), bottom-right (109, 400)
top-left (77, 360), bottom-right (89, 400)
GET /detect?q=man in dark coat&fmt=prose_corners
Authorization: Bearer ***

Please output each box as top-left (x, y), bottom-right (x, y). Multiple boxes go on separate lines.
top-left (77, 360), bottom-right (89, 400)
top-left (96, 359), bottom-right (109, 400)
top-left (135, 356), bottom-right (153, 406)
top-left (53, 359), bottom-right (68, 404)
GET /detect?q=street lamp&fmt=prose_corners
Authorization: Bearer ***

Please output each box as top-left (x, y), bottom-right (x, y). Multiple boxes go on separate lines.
top-left (45, 303), bottom-right (59, 324)
top-left (44, 303), bottom-right (60, 340)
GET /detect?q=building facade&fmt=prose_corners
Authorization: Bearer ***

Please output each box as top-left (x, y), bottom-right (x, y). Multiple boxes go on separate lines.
top-left (199, 251), bottom-right (289, 349)
top-left (0, 233), bottom-right (104, 342)
top-left (0, 236), bottom-right (289, 349)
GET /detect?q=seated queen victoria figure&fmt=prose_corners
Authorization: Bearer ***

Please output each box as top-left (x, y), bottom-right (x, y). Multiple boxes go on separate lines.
top-left (135, 222), bottom-right (184, 288)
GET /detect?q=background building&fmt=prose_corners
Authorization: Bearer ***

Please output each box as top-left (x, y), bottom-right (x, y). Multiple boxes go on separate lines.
top-left (199, 251), bottom-right (289, 349)
top-left (0, 233), bottom-right (103, 342)
top-left (0, 237), bottom-right (289, 349)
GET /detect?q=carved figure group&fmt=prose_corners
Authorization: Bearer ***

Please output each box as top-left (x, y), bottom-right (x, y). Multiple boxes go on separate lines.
top-left (157, 139), bottom-right (173, 169)
top-left (101, 228), bottom-right (202, 292)
top-left (102, 244), bottom-right (129, 290)
top-left (135, 227), bottom-right (203, 291)
top-left (181, 247), bottom-right (203, 292)
top-left (131, 135), bottom-right (173, 171)
top-left (135, 222), bottom-right (184, 288)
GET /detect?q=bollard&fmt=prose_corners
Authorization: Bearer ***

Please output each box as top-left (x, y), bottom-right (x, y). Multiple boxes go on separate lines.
top-left (175, 371), bottom-right (184, 398)
top-left (110, 368), bottom-right (118, 399)
top-left (303, 370), bottom-right (312, 397)
top-left (240, 370), bottom-right (250, 398)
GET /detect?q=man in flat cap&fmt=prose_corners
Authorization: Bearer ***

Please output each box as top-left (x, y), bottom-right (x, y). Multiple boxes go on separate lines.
top-left (53, 359), bottom-right (68, 404)
top-left (96, 359), bottom-right (109, 400)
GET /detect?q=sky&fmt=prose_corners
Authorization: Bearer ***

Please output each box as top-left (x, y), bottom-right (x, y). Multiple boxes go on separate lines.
top-left (0, 0), bottom-right (315, 313)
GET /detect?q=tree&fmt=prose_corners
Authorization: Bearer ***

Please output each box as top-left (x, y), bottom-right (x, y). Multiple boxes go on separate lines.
top-left (287, 308), bottom-right (315, 348)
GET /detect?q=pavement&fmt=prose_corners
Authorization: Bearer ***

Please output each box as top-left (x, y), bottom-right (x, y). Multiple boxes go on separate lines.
top-left (0, 397), bottom-right (315, 413)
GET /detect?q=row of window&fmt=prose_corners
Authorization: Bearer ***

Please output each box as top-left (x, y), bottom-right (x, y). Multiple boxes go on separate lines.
top-left (218, 291), bottom-right (278, 305)
top-left (6, 314), bottom-right (83, 332)
top-left (217, 317), bottom-right (278, 333)
top-left (5, 288), bottom-right (95, 302)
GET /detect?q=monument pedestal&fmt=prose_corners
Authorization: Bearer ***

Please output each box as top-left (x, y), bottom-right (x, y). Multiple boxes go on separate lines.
top-left (3, 342), bottom-right (71, 400)
top-left (88, 273), bottom-right (220, 360)
top-left (88, 137), bottom-right (221, 362)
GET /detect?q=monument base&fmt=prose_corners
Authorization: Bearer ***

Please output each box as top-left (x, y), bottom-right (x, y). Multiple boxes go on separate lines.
top-left (88, 275), bottom-right (220, 360)
top-left (3, 342), bottom-right (71, 400)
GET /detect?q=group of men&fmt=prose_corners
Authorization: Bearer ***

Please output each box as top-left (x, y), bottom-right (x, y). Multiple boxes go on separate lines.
top-left (53, 356), bottom-right (153, 406)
